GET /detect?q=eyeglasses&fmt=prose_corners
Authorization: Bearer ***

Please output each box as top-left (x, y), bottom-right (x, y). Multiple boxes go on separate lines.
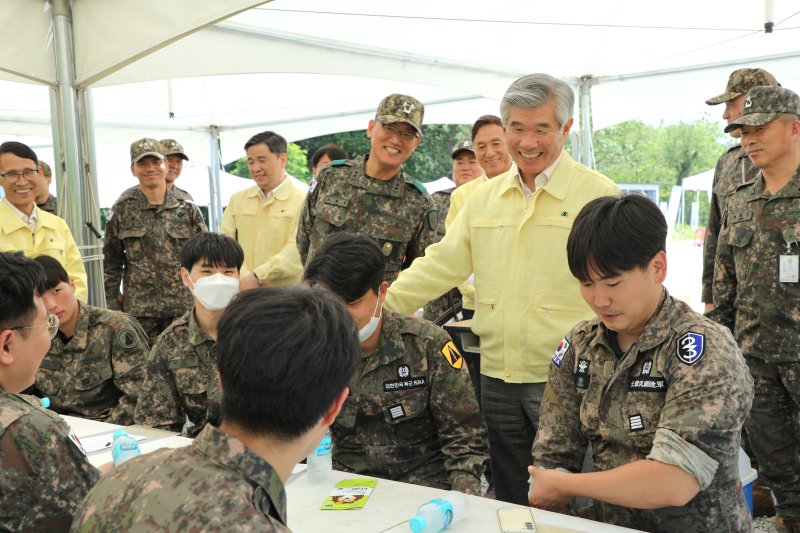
top-left (11, 313), bottom-right (60, 340)
top-left (381, 122), bottom-right (419, 142)
top-left (0, 169), bottom-right (39, 180)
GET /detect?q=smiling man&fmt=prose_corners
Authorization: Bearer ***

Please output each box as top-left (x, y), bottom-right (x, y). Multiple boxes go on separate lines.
top-left (297, 93), bottom-right (438, 284)
top-left (709, 86), bottom-right (800, 532)
top-left (0, 141), bottom-right (87, 301)
top-left (384, 74), bottom-right (620, 504)
top-left (530, 195), bottom-right (753, 532)
top-left (103, 138), bottom-right (206, 346)
top-left (160, 139), bottom-right (193, 201)
top-left (220, 131), bottom-right (305, 291)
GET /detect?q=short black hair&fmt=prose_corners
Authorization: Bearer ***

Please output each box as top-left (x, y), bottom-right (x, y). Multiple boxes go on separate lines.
top-left (0, 252), bottom-right (45, 332)
top-left (567, 195), bottom-right (667, 282)
top-left (303, 233), bottom-right (385, 303)
top-left (244, 131), bottom-right (287, 155)
top-left (217, 286), bottom-right (359, 439)
top-left (311, 143), bottom-right (347, 168)
top-left (0, 141), bottom-right (38, 167)
top-left (471, 115), bottom-right (503, 142)
top-left (33, 255), bottom-right (70, 291)
top-left (180, 232), bottom-right (244, 271)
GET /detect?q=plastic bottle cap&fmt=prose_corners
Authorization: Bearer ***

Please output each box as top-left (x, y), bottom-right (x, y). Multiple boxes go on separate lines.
top-left (409, 515), bottom-right (426, 533)
top-left (39, 397), bottom-right (50, 409)
top-left (112, 429), bottom-right (129, 440)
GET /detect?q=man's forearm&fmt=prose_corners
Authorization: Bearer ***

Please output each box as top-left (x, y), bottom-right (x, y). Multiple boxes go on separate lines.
top-left (536, 459), bottom-right (700, 510)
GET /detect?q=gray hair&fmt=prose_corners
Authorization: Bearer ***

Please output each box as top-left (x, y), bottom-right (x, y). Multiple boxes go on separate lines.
top-left (499, 74), bottom-right (574, 127)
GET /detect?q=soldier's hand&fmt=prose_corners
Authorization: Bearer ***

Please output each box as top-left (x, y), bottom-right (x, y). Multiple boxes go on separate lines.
top-left (117, 294), bottom-right (125, 306)
top-left (239, 273), bottom-right (260, 291)
top-left (704, 303), bottom-right (714, 312)
top-left (528, 465), bottom-right (570, 514)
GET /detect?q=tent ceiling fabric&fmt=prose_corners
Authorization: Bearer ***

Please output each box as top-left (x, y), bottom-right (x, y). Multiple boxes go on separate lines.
top-left (1, 0), bottom-right (800, 163)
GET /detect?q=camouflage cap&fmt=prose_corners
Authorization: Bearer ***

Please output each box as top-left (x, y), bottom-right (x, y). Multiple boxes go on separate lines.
top-left (451, 140), bottom-right (475, 159)
top-left (706, 68), bottom-right (779, 105)
top-left (130, 138), bottom-right (165, 163)
top-left (376, 94), bottom-right (424, 135)
top-left (160, 139), bottom-right (188, 161)
top-left (724, 86), bottom-right (800, 133)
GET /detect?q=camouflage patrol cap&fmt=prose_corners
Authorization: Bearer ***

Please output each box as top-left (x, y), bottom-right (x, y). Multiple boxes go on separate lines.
top-left (451, 140), bottom-right (475, 159)
top-left (706, 68), bottom-right (779, 105)
top-left (160, 139), bottom-right (188, 161)
top-left (376, 94), bottom-right (424, 135)
top-left (724, 86), bottom-right (800, 133)
top-left (130, 138), bottom-right (164, 163)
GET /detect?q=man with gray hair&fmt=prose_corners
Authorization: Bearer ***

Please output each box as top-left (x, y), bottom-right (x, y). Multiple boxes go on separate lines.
top-left (385, 73), bottom-right (620, 504)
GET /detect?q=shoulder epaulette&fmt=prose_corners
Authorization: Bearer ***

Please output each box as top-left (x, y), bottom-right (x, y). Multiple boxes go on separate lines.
top-left (331, 159), bottom-right (349, 167)
top-left (412, 179), bottom-right (428, 194)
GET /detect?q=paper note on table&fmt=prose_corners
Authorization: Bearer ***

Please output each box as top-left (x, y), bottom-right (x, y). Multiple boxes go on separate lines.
top-left (79, 432), bottom-right (147, 454)
top-left (320, 478), bottom-right (378, 510)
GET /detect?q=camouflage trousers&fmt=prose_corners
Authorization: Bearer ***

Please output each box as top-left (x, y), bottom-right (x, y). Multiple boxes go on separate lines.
top-left (744, 356), bottom-right (800, 518)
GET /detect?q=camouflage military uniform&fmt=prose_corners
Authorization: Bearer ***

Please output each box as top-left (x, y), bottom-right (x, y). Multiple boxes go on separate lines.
top-left (534, 291), bottom-right (753, 532)
top-left (71, 424), bottom-right (289, 532)
top-left (37, 193), bottom-right (58, 214)
top-left (134, 308), bottom-right (220, 437)
top-left (103, 185), bottom-right (206, 344)
top-left (332, 309), bottom-right (488, 494)
top-left (297, 156), bottom-right (438, 283)
top-left (34, 303), bottom-right (148, 425)
top-left (170, 185), bottom-right (194, 202)
top-left (423, 188), bottom-right (462, 324)
top-left (701, 145), bottom-right (758, 303)
top-left (710, 168), bottom-right (800, 518)
top-left (0, 390), bottom-right (99, 532)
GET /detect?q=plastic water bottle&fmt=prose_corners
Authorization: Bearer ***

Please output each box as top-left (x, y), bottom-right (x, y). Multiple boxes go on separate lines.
top-left (409, 491), bottom-right (468, 532)
top-left (307, 431), bottom-right (333, 485)
top-left (111, 429), bottom-right (141, 467)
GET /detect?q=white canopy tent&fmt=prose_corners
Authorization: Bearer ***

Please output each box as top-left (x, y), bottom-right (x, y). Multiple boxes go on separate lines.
top-left (1, 0), bottom-right (800, 303)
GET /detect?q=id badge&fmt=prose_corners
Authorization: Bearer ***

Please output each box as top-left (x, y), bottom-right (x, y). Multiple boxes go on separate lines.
top-left (780, 255), bottom-right (799, 283)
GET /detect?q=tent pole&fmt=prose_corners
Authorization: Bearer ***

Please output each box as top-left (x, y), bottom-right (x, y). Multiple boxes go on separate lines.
top-left (207, 126), bottom-right (224, 232)
top-left (76, 88), bottom-right (106, 307)
top-left (578, 75), bottom-right (595, 169)
top-left (50, 0), bottom-right (104, 305)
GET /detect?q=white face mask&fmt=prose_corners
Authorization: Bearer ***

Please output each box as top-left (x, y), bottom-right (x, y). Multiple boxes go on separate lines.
top-left (358, 294), bottom-right (382, 342)
top-left (189, 273), bottom-right (239, 311)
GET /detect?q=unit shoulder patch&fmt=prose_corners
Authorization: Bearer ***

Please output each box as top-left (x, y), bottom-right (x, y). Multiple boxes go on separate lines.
top-left (440, 341), bottom-right (463, 369)
top-left (676, 332), bottom-right (705, 365)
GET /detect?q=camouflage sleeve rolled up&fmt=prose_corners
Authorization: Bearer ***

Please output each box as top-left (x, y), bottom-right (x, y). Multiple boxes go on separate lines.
top-left (102, 208), bottom-right (124, 311)
top-left (427, 330), bottom-right (489, 495)
top-left (134, 343), bottom-right (184, 433)
top-left (106, 315), bottom-right (149, 425)
top-left (707, 208), bottom-right (737, 332)
top-left (532, 333), bottom-right (589, 472)
top-left (0, 400), bottom-right (99, 531)
top-left (648, 323), bottom-right (753, 485)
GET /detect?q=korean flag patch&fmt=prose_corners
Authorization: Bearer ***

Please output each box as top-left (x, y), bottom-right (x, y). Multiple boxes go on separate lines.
top-left (552, 337), bottom-right (570, 368)
top-left (676, 332), bottom-right (704, 365)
